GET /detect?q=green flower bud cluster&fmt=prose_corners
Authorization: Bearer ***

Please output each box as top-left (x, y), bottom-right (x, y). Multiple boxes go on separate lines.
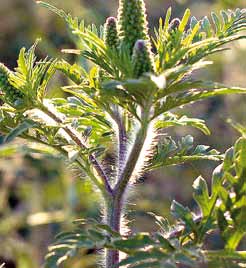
top-left (168, 18), bottom-right (181, 33)
top-left (117, 0), bottom-right (150, 53)
top-left (0, 63), bottom-right (25, 106)
top-left (132, 40), bottom-right (154, 78)
top-left (104, 17), bottom-right (119, 49)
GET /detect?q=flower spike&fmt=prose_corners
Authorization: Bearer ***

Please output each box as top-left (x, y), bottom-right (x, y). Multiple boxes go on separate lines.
top-left (104, 17), bottom-right (119, 49)
top-left (117, 0), bottom-right (150, 53)
top-left (132, 39), bottom-right (154, 78)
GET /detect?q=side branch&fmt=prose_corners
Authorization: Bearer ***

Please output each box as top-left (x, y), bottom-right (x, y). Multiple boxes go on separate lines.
top-left (40, 104), bottom-right (113, 195)
top-left (23, 134), bottom-right (107, 194)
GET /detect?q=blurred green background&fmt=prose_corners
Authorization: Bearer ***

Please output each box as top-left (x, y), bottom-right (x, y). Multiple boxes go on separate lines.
top-left (0, 0), bottom-right (245, 267)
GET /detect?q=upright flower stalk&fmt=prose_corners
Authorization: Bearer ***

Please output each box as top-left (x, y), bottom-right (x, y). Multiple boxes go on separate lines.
top-left (132, 39), bottom-right (154, 78)
top-left (117, 0), bottom-right (150, 53)
top-left (104, 17), bottom-right (119, 49)
top-left (103, 2), bottom-right (155, 267)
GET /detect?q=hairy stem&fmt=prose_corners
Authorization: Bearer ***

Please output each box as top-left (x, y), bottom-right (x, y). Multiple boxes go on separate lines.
top-left (42, 103), bottom-right (149, 268)
top-left (108, 128), bottom-right (147, 267)
top-left (118, 127), bottom-right (127, 176)
top-left (113, 108), bottom-right (127, 178)
top-left (114, 111), bottom-right (149, 196)
top-left (108, 105), bottom-right (127, 179)
top-left (40, 103), bottom-right (148, 268)
top-left (105, 197), bottom-right (122, 268)
top-left (105, 106), bottom-right (150, 268)
top-left (40, 104), bottom-right (113, 195)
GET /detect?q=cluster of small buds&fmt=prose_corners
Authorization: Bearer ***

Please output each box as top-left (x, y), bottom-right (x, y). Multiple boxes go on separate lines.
top-left (0, 63), bottom-right (25, 106)
top-left (102, 1), bottom-right (155, 78)
top-left (117, 0), bottom-right (150, 53)
top-left (104, 17), bottom-right (119, 49)
top-left (168, 18), bottom-right (181, 33)
top-left (132, 40), bottom-right (154, 78)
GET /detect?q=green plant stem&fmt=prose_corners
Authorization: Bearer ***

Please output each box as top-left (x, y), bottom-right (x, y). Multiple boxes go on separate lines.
top-left (111, 106), bottom-right (127, 178)
top-left (105, 197), bottom-right (122, 268)
top-left (115, 124), bottom-right (147, 195)
top-left (106, 123), bottom-right (148, 267)
top-left (118, 122), bottom-right (127, 177)
top-left (104, 107), bottom-right (150, 268)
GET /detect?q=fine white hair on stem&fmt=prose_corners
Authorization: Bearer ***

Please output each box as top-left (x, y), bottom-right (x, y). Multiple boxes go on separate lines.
top-left (130, 120), bottom-right (158, 184)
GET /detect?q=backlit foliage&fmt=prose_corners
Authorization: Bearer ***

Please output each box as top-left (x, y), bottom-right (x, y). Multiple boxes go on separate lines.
top-left (0, 1), bottom-right (245, 267)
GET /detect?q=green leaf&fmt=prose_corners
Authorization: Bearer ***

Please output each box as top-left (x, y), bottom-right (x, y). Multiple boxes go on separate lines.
top-left (211, 12), bottom-right (222, 34)
top-left (8, 40), bottom-right (57, 106)
top-left (211, 164), bottom-right (224, 194)
top-left (55, 60), bottom-right (85, 85)
top-left (148, 135), bottom-right (221, 170)
top-left (190, 16), bottom-right (199, 30)
top-left (4, 120), bottom-right (37, 143)
top-left (222, 147), bottom-right (234, 171)
top-left (192, 176), bottom-right (210, 217)
top-left (154, 87), bottom-right (246, 118)
top-left (113, 234), bottom-right (155, 251)
top-left (17, 48), bottom-right (28, 76)
top-left (227, 119), bottom-right (246, 136)
top-left (155, 234), bottom-right (174, 249)
top-left (170, 200), bottom-right (196, 232)
top-left (226, 230), bottom-right (245, 250)
top-left (37, 59), bottom-right (57, 101)
top-left (162, 79), bottom-right (224, 98)
top-left (175, 252), bottom-right (196, 266)
top-left (164, 7), bottom-right (172, 32)
top-left (217, 209), bottom-right (228, 232)
top-left (0, 144), bottom-right (18, 157)
top-left (87, 229), bottom-right (106, 242)
top-left (181, 135), bottom-right (194, 151)
top-left (221, 10), bottom-right (229, 25)
top-left (155, 112), bottom-right (210, 135)
top-left (201, 16), bottom-right (213, 37)
top-left (125, 261), bottom-right (160, 268)
top-left (178, 9), bottom-right (191, 32)
top-left (102, 75), bottom-right (159, 108)
top-left (94, 223), bottom-right (121, 238)
top-left (118, 250), bottom-right (165, 267)
top-left (193, 145), bottom-right (210, 154)
top-left (214, 136), bottom-right (246, 250)
top-left (37, 1), bottom-right (67, 20)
